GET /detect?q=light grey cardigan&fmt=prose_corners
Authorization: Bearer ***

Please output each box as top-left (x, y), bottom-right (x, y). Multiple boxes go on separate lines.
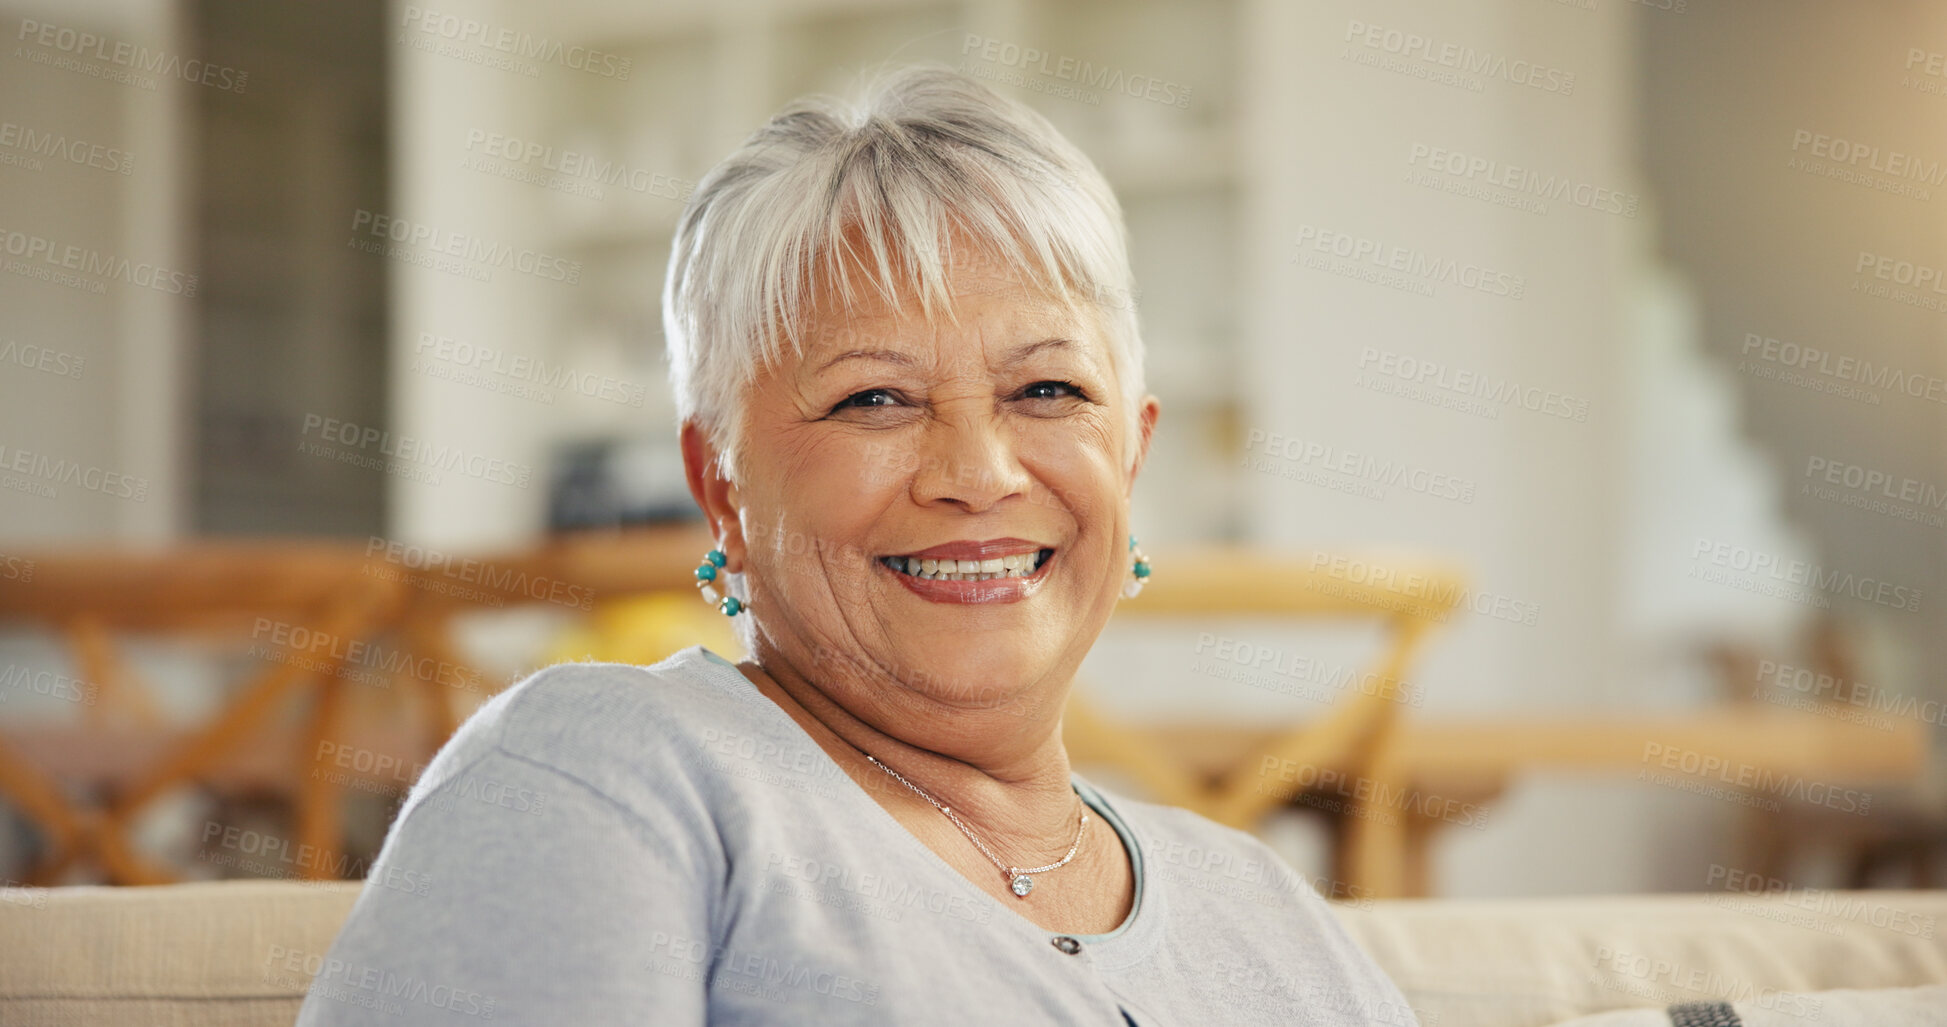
top-left (295, 645), bottom-right (1416, 1025)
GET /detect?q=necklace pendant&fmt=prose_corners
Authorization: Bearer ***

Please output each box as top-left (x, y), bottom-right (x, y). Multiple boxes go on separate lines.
top-left (1010, 874), bottom-right (1034, 897)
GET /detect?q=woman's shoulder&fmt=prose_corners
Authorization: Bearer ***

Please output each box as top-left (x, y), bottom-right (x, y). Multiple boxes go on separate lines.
top-left (1080, 775), bottom-right (1409, 1013)
top-left (490, 644), bottom-right (759, 745)
top-left (497, 644), bottom-right (761, 741)
top-left (407, 645), bottom-right (768, 820)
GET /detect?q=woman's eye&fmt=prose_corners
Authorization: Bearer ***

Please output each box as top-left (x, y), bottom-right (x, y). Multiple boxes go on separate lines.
top-left (830, 388), bottom-right (901, 413)
top-left (1021, 380), bottom-right (1087, 401)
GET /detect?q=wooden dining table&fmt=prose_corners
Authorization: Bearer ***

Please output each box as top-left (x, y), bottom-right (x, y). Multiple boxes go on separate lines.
top-left (1127, 709), bottom-right (1929, 897)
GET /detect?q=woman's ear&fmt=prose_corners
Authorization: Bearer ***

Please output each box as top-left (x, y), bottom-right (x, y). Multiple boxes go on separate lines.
top-left (1126, 394), bottom-right (1161, 496)
top-left (680, 420), bottom-right (747, 570)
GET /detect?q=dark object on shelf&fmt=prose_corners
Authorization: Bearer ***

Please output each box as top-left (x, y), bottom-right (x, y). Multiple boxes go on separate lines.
top-left (547, 436), bottom-right (698, 532)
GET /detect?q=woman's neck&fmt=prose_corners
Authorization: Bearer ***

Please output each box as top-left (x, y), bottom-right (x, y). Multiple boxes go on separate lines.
top-left (734, 649), bottom-right (1084, 858)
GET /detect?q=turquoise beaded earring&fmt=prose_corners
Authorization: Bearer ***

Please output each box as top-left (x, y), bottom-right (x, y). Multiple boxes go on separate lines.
top-left (1123, 535), bottom-right (1152, 599)
top-left (695, 548), bottom-right (747, 616)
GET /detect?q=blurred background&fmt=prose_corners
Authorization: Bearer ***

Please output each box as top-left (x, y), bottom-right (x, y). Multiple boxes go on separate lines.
top-left (0, 0), bottom-right (1942, 902)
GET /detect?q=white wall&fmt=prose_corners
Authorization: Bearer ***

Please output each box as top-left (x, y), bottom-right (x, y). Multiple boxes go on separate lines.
top-left (387, 0), bottom-right (558, 548)
top-left (1229, 0), bottom-right (1696, 895)
top-left (0, 0), bottom-right (189, 545)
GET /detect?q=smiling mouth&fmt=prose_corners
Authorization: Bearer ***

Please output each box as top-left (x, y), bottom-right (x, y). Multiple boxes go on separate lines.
top-left (877, 549), bottom-right (1054, 582)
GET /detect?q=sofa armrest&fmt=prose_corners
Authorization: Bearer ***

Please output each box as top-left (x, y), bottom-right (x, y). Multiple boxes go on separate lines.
top-left (0, 881), bottom-right (361, 1027)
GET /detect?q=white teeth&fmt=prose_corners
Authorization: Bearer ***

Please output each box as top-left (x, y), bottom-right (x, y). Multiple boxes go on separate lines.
top-left (883, 550), bottom-right (1052, 582)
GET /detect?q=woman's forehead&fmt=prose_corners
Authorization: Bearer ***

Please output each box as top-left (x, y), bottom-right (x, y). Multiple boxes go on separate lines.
top-left (792, 292), bottom-right (1101, 375)
top-left (778, 224), bottom-right (1112, 375)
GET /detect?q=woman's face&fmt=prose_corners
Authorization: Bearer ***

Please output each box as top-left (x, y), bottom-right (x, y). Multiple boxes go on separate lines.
top-left (712, 248), bottom-right (1158, 724)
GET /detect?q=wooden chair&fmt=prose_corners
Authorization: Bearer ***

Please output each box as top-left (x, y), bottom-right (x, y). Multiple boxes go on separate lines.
top-left (1718, 616), bottom-right (1946, 889)
top-left (1062, 547), bottom-right (1465, 896)
top-left (0, 543), bottom-right (417, 884)
top-left (0, 525), bottom-right (715, 885)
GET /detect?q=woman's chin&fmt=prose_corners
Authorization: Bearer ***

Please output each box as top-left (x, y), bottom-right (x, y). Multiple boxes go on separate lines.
top-left (894, 657), bottom-right (1045, 715)
top-left (872, 639), bottom-right (1051, 701)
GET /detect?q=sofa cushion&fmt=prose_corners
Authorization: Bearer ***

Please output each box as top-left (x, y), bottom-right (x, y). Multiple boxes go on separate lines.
top-left (1554, 987), bottom-right (1947, 1027)
top-left (1335, 891), bottom-right (1947, 1027)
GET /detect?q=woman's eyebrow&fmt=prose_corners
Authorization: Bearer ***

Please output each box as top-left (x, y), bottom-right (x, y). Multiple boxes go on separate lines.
top-left (815, 348), bottom-right (917, 374)
top-left (814, 337), bottom-right (1074, 375)
top-left (1002, 338), bottom-right (1074, 366)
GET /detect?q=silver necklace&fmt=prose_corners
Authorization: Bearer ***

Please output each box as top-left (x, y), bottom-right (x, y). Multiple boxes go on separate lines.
top-left (863, 753), bottom-right (1088, 898)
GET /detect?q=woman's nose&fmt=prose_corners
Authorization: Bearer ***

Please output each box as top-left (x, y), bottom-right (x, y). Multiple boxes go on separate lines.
top-left (909, 404), bottom-right (1030, 513)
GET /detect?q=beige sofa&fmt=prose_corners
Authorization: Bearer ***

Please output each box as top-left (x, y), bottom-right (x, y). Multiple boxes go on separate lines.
top-left (3, 881), bottom-right (1944, 1025)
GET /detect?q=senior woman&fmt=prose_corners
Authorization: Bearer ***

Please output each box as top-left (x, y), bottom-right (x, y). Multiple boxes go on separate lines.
top-left (299, 67), bottom-right (1414, 1026)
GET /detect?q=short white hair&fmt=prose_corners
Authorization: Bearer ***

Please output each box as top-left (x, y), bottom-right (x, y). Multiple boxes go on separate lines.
top-left (662, 64), bottom-right (1146, 483)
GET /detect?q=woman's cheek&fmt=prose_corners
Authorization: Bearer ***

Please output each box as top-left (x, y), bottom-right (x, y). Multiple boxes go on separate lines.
top-left (839, 439), bottom-right (914, 496)
top-left (1017, 432), bottom-right (1120, 512)
top-left (1021, 405), bottom-right (1119, 459)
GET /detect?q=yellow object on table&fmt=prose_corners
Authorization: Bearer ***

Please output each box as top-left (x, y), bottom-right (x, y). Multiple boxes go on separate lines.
top-left (548, 591), bottom-right (744, 669)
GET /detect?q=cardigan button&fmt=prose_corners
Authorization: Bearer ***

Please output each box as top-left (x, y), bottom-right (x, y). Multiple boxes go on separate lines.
top-left (1051, 936), bottom-right (1082, 955)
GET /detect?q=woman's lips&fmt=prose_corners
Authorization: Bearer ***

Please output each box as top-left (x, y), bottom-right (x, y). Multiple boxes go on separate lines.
top-left (890, 537), bottom-right (1048, 563)
top-left (879, 548), bottom-right (1050, 580)
top-left (876, 548), bottom-right (1054, 604)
